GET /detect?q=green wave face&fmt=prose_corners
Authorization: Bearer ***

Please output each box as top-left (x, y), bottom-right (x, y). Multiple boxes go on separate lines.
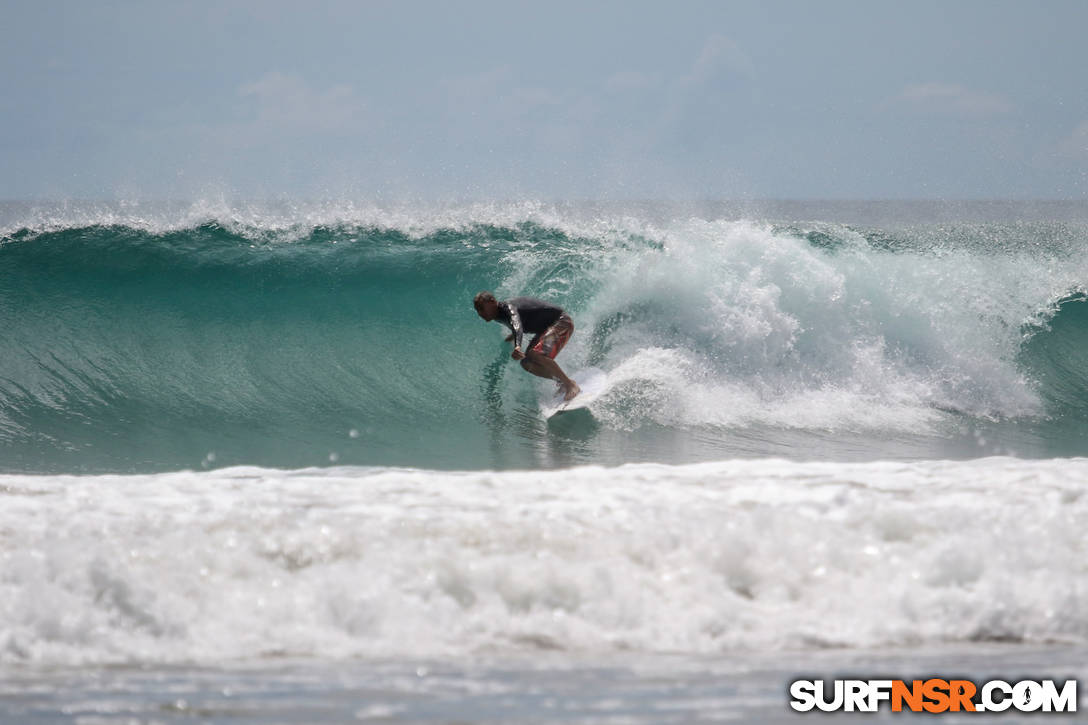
top-left (0, 222), bottom-right (522, 471)
top-left (3, 210), bottom-right (1088, 471)
top-left (1021, 294), bottom-right (1088, 414)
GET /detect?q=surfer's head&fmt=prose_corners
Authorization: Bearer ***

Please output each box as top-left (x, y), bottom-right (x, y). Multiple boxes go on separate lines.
top-left (474, 291), bottom-right (499, 321)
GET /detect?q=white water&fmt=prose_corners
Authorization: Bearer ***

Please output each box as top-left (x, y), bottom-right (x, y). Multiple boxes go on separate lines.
top-left (3, 458), bottom-right (1086, 666)
top-left (547, 217), bottom-right (1081, 439)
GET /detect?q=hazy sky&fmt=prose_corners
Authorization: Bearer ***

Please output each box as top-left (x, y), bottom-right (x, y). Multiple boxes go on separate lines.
top-left (3, 0), bottom-right (1087, 200)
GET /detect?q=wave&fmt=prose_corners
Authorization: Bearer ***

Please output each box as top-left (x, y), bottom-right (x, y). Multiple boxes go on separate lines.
top-left (2, 459), bottom-right (1086, 665)
top-left (3, 203), bottom-right (1088, 470)
top-left (1022, 293), bottom-right (1088, 413)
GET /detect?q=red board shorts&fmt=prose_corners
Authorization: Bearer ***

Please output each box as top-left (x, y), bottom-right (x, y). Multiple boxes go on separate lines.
top-left (528, 313), bottom-right (574, 360)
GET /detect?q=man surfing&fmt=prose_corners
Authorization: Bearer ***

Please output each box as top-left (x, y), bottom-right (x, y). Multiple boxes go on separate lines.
top-left (474, 292), bottom-right (581, 401)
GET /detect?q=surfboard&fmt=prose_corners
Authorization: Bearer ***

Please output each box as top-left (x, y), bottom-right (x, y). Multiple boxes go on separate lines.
top-left (540, 367), bottom-right (608, 419)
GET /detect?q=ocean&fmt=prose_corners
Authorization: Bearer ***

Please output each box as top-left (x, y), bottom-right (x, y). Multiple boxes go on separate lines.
top-left (2, 199), bottom-right (1087, 722)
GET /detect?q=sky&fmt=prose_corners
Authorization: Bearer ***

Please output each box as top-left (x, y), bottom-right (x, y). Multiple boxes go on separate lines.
top-left (3, 0), bottom-right (1087, 200)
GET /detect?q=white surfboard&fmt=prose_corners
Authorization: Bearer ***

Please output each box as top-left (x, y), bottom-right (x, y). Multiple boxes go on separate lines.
top-left (540, 367), bottom-right (608, 419)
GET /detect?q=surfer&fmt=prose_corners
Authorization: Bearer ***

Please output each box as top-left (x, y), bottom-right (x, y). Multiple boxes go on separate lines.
top-left (474, 292), bottom-right (581, 400)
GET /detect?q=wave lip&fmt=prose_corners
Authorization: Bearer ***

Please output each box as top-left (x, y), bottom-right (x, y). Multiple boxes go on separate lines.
top-left (1, 458), bottom-right (1085, 666)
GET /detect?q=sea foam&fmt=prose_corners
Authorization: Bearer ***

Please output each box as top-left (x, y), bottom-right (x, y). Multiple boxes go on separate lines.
top-left (2, 458), bottom-right (1085, 665)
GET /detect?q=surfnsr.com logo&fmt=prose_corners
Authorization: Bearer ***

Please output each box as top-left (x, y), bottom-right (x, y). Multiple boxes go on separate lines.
top-left (789, 679), bottom-right (1078, 714)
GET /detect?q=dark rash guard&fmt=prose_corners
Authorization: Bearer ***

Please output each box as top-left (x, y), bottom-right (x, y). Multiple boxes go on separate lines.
top-left (496, 297), bottom-right (564, 349)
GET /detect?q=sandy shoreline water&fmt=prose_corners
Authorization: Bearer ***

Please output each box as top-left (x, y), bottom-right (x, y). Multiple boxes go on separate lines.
top-left (4, 645), bottom-right (1084, 723)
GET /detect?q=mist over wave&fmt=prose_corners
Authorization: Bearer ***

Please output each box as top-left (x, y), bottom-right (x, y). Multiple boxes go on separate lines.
top-left (3, 200), bottom-right (1088, 471)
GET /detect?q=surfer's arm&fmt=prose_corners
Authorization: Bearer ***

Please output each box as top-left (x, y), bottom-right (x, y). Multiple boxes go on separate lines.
top-left (506, 304), bottom-right (524, 350)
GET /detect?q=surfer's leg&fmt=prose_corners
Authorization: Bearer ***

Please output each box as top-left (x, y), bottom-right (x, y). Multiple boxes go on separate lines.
top-left (521, 353), bottom-right (580, 400)
top-left (522, 314), bottom-right (579, 399)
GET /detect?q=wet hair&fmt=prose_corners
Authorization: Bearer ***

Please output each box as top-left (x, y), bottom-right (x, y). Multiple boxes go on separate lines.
top-left (473, 291), bottom-right (496, 313)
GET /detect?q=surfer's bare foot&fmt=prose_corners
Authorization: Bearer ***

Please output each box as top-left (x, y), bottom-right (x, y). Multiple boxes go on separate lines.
top-left (563, 383), bottom-right (581, 401)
